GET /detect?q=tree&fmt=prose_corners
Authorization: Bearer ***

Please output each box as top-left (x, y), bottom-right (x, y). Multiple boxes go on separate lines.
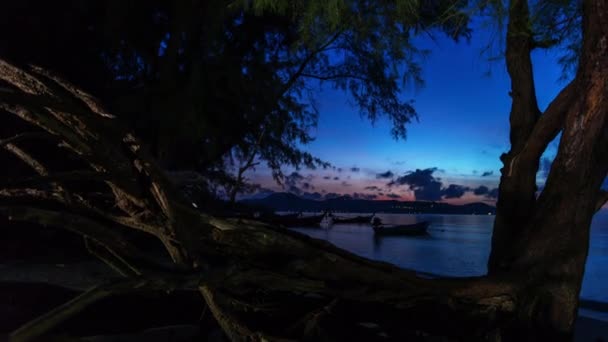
top-left (1, 1), bottom-right (607, 341)
top-left (483, 0), bottom-right (608, 335)
top-left (0, 0), bottom-right (469, 201)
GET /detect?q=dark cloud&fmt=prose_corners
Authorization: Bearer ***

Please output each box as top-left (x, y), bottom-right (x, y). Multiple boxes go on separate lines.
top-left (472, 170), bottom-right (478, 175)
top-left (364, 186), bottom-right (382, 191)
top-left (388, 167), bottom-right (487, 200)
top-left (333, 176), bottom-right (340, 180)
top-left (337, 168), bottom-right (343, 173)
top-left (442, 184), bottom-right (469, 199)
top-left (473, 185), bottom-right (489, 195)
top-left (481, 171), bottom-right (493, 177)
top-left (378, 192), bottom-right (384, 196)
top-left (341, 181), bottom-right (352, 187)
top-left (323, 176), bottom-right (331, 180)
top-left (389, 168), bottom-right (443, 201)
top-left (302, 182), bottom-right (314, 190)
top-left (390, 168), bottom-right (438, 186)
top-left (386, 193), bottom-right (401, 199)
top-left (351, 167), bottom-right (360, 172)
top-left (487, 188), bottom-right (499, 199)
top-left (376, 170), bottom-right (394, 179)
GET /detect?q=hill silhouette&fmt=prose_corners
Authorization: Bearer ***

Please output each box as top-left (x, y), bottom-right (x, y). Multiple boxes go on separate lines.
top-left (241, 192), bottom-right (496, 215)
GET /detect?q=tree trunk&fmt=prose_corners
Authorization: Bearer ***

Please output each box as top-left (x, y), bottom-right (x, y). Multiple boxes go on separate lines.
top-left (488, 0), bottom-right (540, 273)
top-left (487, 0), bottom-right (608, 338)
top-left (1, 1), bottom-right (607, 341)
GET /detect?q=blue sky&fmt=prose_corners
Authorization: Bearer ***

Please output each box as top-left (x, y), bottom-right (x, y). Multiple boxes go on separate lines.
top-left (248, 23), bottom-right (569, 204)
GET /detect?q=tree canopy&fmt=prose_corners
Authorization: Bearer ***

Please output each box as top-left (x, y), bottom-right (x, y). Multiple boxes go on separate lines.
top-left (0, 0), bottom-right (475, 200)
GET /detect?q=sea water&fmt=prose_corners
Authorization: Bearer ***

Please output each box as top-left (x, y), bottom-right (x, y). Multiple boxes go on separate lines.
top-left (292, 210), bottom-right (608, 304)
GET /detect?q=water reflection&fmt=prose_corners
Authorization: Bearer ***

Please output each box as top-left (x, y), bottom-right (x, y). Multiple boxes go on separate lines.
top-left (291, 211), bottom-right (608, 303)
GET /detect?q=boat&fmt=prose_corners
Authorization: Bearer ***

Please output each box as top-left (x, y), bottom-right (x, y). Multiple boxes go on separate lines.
top-left (372, 221), bottom-right (430, 236)
top-left (263, 212), bottom-right (327, 227)
top-left (331, 213), bottom-right (375, 224)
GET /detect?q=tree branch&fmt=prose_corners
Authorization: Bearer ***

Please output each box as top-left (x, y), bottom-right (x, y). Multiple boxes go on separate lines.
top-left (207, 30), bottom-right (346, 167)
top-left (519, 81), bottom-right (575, 162)
top-left (0, 59), bottom-right (56, 97)
top-left (0, 188), bottom-right (64, 204)
top-left (84, 237), bottom-right (141, 277)
top-left (9, 276), bottom-right (185, 342)
top-left (30, 65), bottom-right (116, 118)
top-left (0, 132), bottom-right (50, 148)
top-left (279, 30), bottom-right (344, 99)
top-left (200, 286), bottom-right (281, 341)
top-left (0, 187), bottom-right (164, 238)
top-left (3, 143), bottom-right (49, 176)
top-left (300, 73), bottom-right (369, 82)
top-left (0, 66), bottom-right (152, 212)
top-left (2, 142), bottom-right (75, 203)
top-left (10, 282), bottom-right (120, 342)
top-left (505, 0), bottom-right (541, 153)
top-left (0, 206), bottom-right (167, 268)
top-left (3, 170), bottom-right (111, 188)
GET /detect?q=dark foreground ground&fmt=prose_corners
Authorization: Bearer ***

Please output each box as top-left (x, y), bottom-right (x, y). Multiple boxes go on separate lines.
top-left (1, 224), bottom-right (607, 341)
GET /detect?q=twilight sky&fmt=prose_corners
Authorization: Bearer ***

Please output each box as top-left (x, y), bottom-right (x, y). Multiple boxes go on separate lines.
top-left (248, 24), bottom-right (569, 205)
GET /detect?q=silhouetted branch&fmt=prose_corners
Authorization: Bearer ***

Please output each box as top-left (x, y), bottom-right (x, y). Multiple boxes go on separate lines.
top-left (9, 276), bottom-right (190, 342)
top-left (1, 206), bottom-right (164, 265)
top-left (300, 73), bottom-right (369, 82)
top-left (519, 81), bottom-right (575, 163)
top-left (200, 286), bottom-right (276, 341)
top-left (0, 132), bottom-right (50, 148)
top-left (3, 170), bottom-right (110, 187)
top-left (30, 65), bottom-right (115, 118)
top-left (279, 30), bottom-right (344, 98)
top-left (85, 237), bottom-right (141, 277)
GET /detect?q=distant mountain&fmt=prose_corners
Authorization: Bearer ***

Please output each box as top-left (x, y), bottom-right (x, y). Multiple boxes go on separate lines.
top-left (241, 192), bottom-right (496, 215)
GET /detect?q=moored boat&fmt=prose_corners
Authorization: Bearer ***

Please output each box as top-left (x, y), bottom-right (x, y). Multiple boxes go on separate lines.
top-left (331, 213), bottom-right (375, 224)
top-left (263, 212), bottom-right (327, 227)
top-left (372, 221), bottom-right (430, 236)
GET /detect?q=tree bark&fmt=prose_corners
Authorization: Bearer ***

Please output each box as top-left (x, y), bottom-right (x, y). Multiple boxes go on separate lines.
top-left (488, 0), bottom-right (608, 338)
top-left (488, 0), bottom-right (544, 273)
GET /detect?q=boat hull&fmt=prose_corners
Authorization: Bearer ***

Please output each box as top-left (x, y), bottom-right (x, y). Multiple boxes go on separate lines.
top-left (331, 215), bottom-right (374, 224)
top-left (263, 214), bottom-right (326, 227)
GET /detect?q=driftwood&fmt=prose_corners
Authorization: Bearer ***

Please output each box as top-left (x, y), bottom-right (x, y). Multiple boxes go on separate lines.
top-left (0, 59), bottom-right (519, 342)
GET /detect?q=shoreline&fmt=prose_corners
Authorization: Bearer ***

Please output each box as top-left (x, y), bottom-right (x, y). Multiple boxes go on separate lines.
top-left (414, 271), bottom-right (608, 318)
top-left (580, 299), bottom-right (608, 317)
top-left (575, 316), bottom-right (608, 341)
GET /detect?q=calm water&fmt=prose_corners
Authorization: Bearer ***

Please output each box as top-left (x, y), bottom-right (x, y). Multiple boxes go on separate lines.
top-left (292, 210), bottom-right (608, 304)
